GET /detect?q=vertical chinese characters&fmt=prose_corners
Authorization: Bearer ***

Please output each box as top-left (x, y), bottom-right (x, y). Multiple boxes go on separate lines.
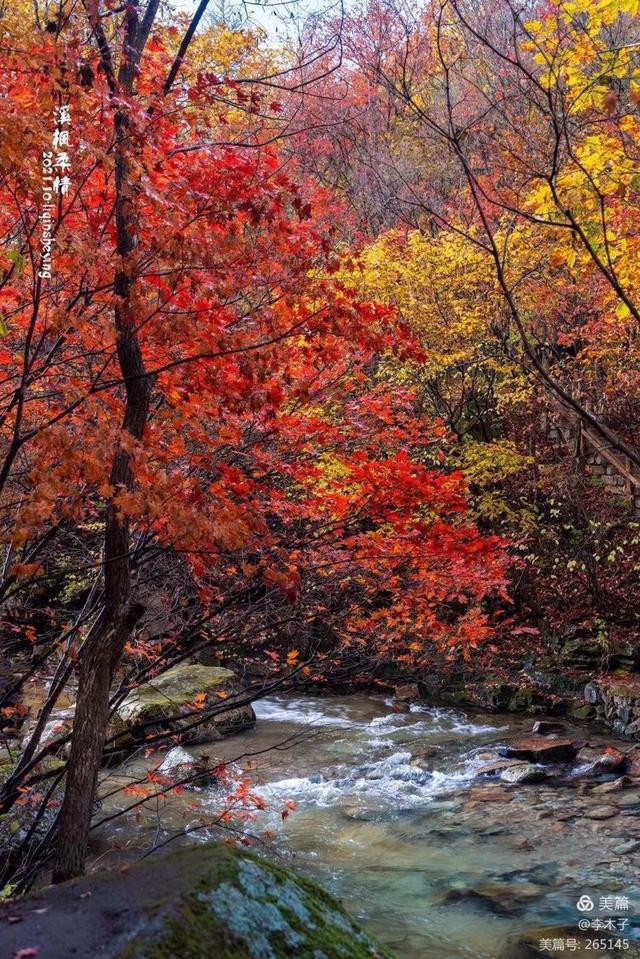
top-left (39, 104), bottom-right (72, 279)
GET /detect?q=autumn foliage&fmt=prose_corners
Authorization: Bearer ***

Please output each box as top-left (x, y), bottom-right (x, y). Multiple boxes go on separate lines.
top-left (0, 0), bottom-right (514, 887)
top-left (0, 14), bottom-right (504, 659)
top-left (3, 0), bottom-right (640, 890)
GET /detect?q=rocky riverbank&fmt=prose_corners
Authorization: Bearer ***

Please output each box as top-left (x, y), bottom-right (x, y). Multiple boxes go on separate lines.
top-left (84, 694), bottom-right (640, 959)
top-left (413, 628), bottom-right (640, 743)
top-left (6, 671), bottom-right (640, 959)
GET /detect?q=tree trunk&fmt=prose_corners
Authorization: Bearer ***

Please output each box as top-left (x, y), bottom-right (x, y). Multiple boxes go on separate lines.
top-left (52, 5), bottom-right (151, 881)
top-left (49, 622), bottom-right (116, 881)
top-left (51, 601), bottom-right (144, 881)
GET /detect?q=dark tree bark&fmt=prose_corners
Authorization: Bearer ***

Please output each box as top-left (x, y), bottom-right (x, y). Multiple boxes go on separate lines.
top-left (52, 3), bottom-right (152, 883)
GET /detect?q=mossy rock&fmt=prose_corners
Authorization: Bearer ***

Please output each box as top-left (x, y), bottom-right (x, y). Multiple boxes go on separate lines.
top-left (567, 700), bottom-right (596, 720)
top-left (131, 848), bottom-right (392, 959)
top-left (113, 664), bottom-right (256, 750)
top-left (478, 682), bottom-right (518, 710)
top-left (508, 687), bottom-right (541, 713)
top-left (602, 674), bottom-right (640, 703)
top-left (507, 685), bottom-right (550, 715)
top-left (1, 844), bottom-right (394, 959)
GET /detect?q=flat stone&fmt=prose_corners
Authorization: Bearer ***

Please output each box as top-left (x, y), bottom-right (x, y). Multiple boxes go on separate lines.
top-left (443, 880), bottom-right (543, 916)
top-left (583, 804), bottom-right (620, 820)
top-left (500, 737), bottom-right (581, 763)
top-left (394, 683), bottom-right (420, 702)
top-left (467, 786), bottom-right (515, 803)
top-left (476, 758), bottom-right (523, 776)
top-left (612, 839), bottom-right (640, 854)
top-left (478, 824), bottom-right (508, 836)
top-left (618, 790), bottom-right (640, 808)
top-left (590, 776), bottom-right (631, 795)
top-left (555, 809), bottom-right (582, 821)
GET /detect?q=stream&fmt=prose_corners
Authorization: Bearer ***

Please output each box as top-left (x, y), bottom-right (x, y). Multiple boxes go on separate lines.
top-left (98, 693), bottom-right (640, 958)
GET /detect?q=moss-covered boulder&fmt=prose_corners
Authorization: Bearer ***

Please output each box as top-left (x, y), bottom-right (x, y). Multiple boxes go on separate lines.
top-left (113, 664), bottom-right (255, 750)
top-left (567, 700), bottom-right (596, 720)
top-left (2, 843), bottom-right (394, 959)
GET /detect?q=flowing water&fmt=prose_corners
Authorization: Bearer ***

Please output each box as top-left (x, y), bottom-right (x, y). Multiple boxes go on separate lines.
top-left (99, 694), bottom-right (640, 958)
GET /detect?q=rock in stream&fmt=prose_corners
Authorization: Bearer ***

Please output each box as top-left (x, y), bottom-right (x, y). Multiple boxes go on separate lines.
top-left (112, 664), bottom-right (256, 752)
top-left (0, 844), bottom-right (393, 959)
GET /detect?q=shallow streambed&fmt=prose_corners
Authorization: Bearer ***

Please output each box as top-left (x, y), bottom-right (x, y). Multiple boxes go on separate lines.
top-left (96, 694), bottom-right (640, 958)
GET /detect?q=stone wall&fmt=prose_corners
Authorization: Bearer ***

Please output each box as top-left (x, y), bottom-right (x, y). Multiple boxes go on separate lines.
top-left (545, 411), bottom-right (640, 512)
top-left (422, 631), bottom-right (640, 743)
top-left (583, 676), bottom-right (640, 738)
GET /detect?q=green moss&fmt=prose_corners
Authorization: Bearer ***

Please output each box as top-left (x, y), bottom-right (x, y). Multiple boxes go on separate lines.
top-left (118, 665), bottom-right (237, 718)
top-left (113, 664), bottom-right (255, 747)
top-left (124, 845), bottom-right (392, 959)
top-left (507, 686), bottom-right (546, 714)
top-left (508, 687), bottom-right (533, 710)
top-left (605, 681), bottom-right (640, 701)
top-left (0, 756), bottom-right (65, 787)
top-left (567, 702), bottom-right (596, 720)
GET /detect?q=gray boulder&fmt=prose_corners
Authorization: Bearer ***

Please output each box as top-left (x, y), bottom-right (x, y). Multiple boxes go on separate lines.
top-left (1, 843), bottom-right (394, 959)
top-left (500, 763), bottom-right (546, 785)
top-left (113, 664), bottom-right (255, 750)
top-left (155, 745), bottom-right (220, 788)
